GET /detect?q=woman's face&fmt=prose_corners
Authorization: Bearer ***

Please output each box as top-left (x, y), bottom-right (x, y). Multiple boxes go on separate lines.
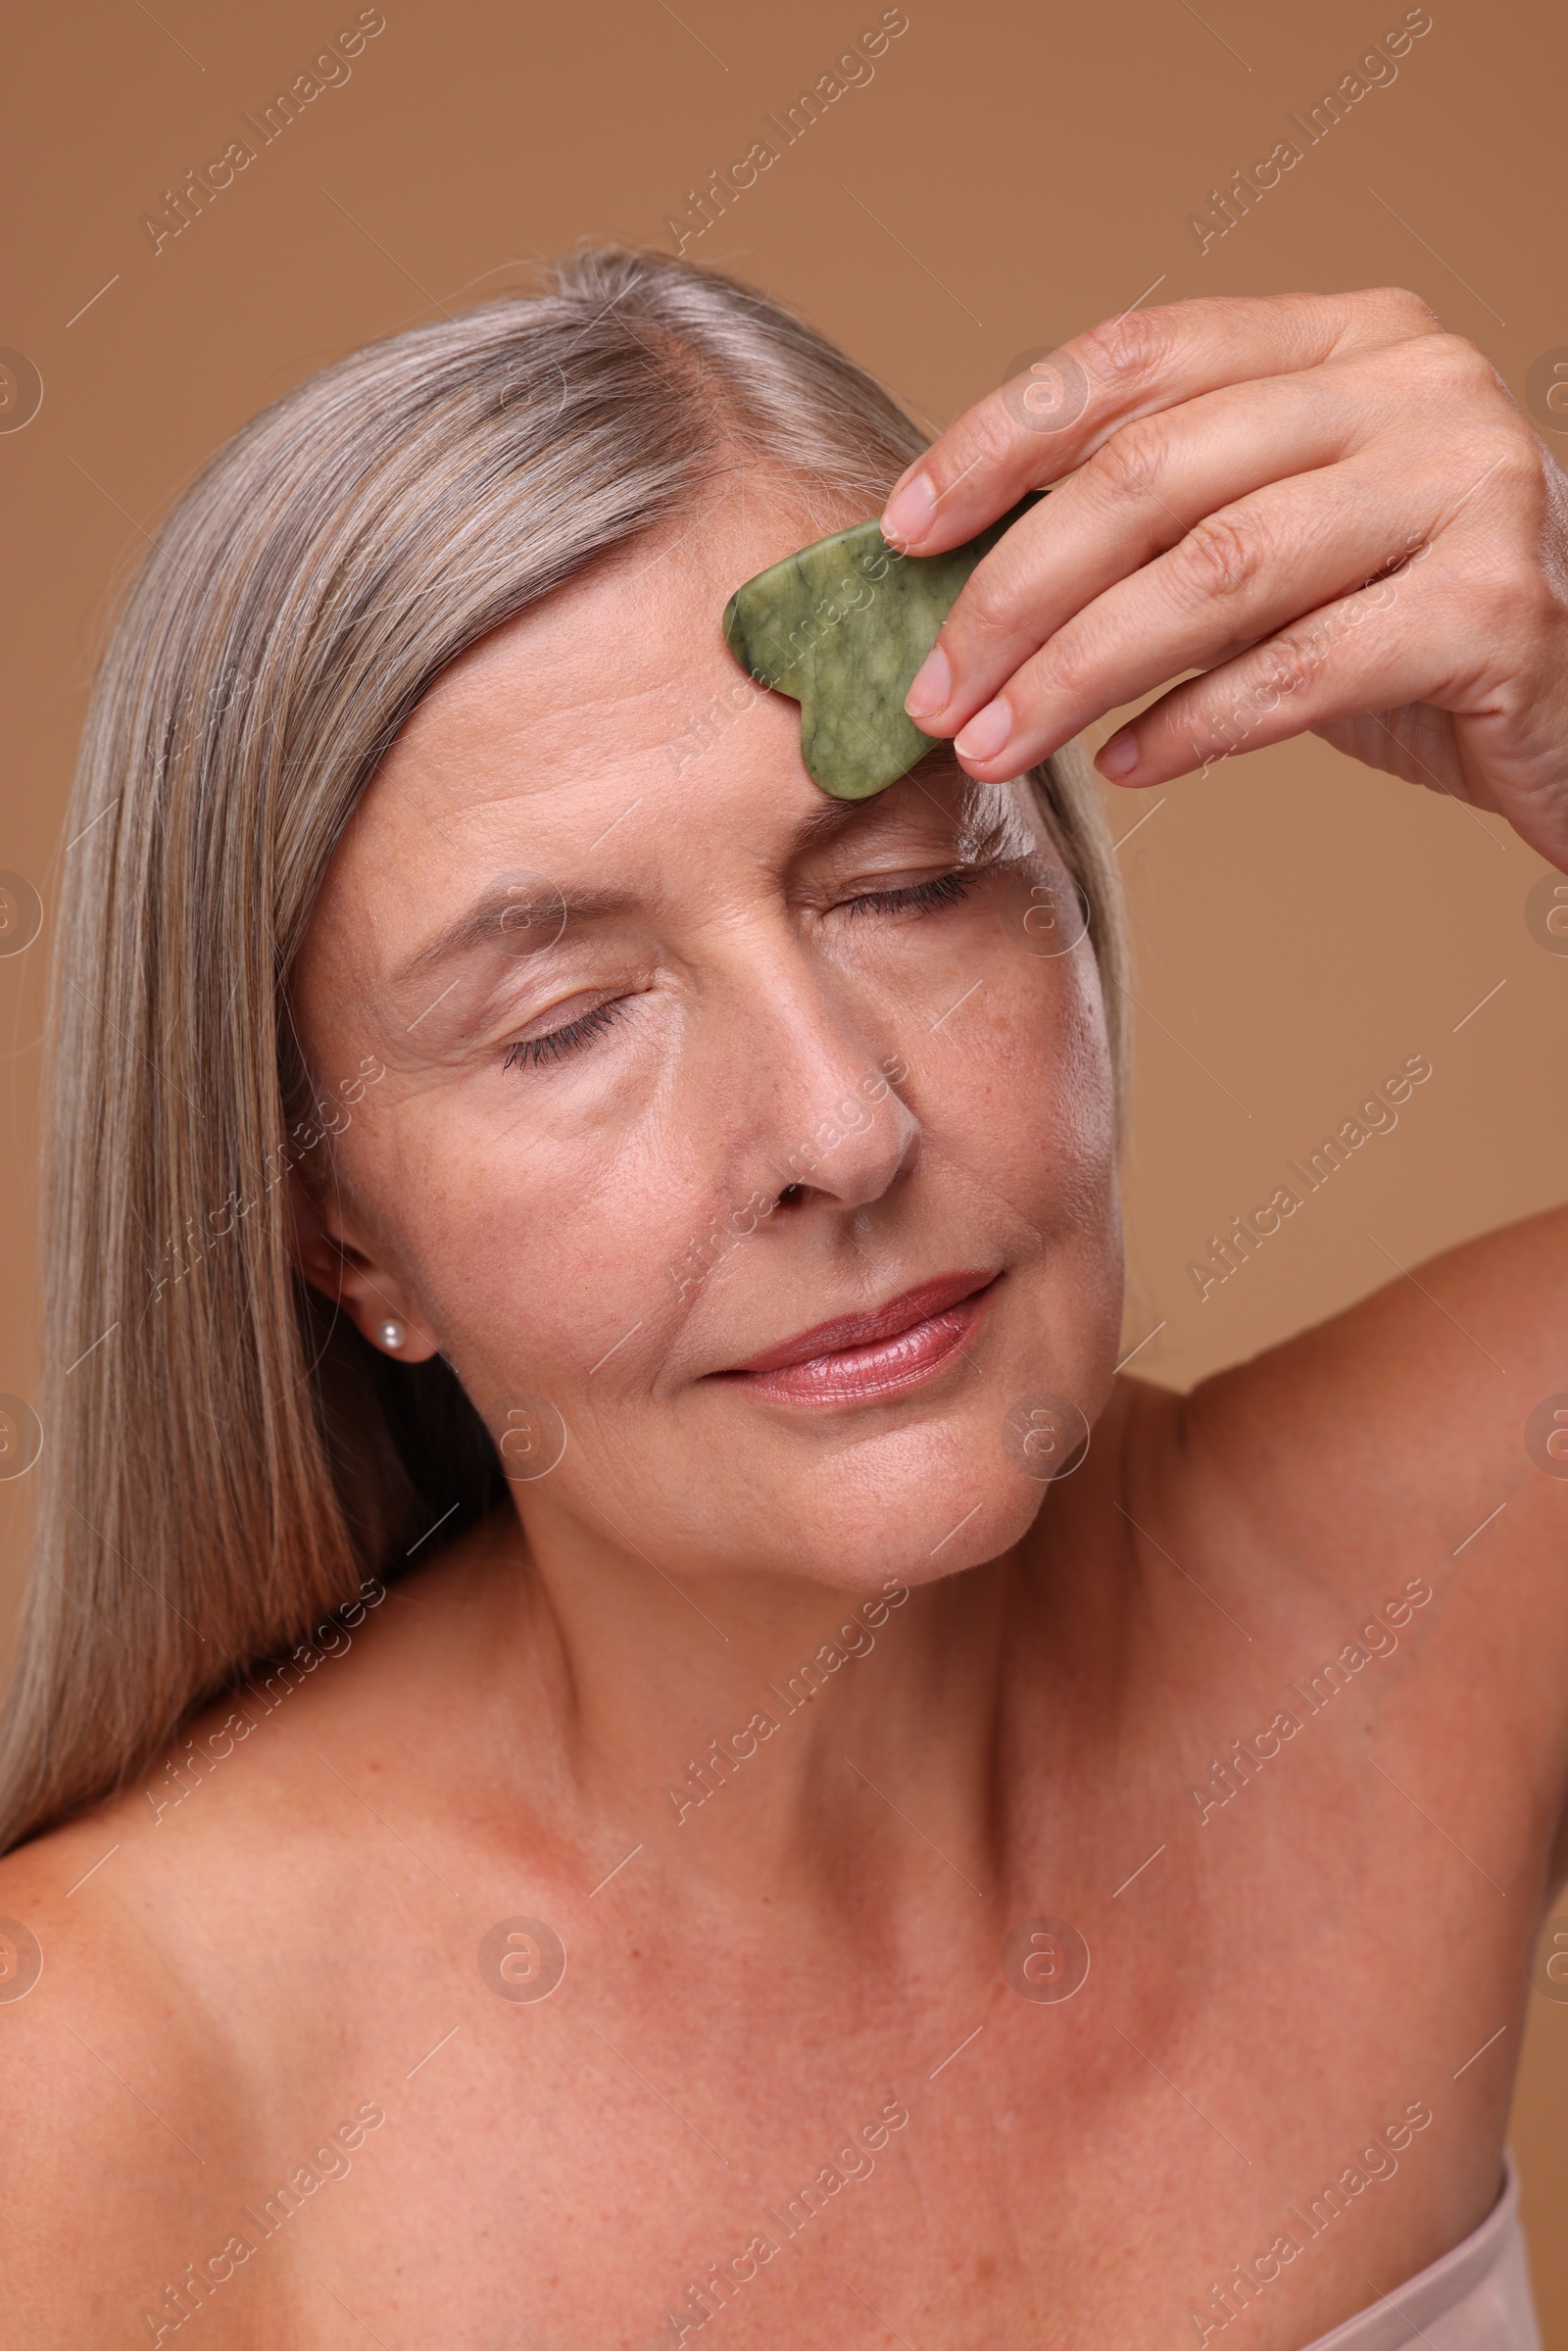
top-left (290, 485), bottom-right (1123, 1593)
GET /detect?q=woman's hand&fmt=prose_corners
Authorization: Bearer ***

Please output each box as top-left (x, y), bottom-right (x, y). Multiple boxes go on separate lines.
top-left (883, 288), bottom-right (1568, 870)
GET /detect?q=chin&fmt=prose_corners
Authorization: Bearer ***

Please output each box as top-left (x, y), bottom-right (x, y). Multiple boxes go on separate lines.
top-left (662, 1411), bottom-right (1066, 1593)
top-left (795, 1478), bottom-right (1049, 1594)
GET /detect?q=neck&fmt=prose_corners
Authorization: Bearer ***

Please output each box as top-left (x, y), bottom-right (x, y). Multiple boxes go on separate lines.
top-left (440, 1457), bottom-right (1122, 1919)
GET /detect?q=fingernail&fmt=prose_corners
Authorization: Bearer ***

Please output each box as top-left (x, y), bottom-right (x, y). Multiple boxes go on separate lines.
top-left (1096, 728), bottom-right (1138, 779)
top-left (955, 699), bottom-right (1012, 761)
top-left (905, 644), bottom-right (952, 719)
top-left (882, 471), bottom-right (937, 548)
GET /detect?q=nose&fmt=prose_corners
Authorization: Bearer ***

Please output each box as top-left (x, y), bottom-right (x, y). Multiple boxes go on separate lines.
top-left (725, 959), bottom-right (919, 1217)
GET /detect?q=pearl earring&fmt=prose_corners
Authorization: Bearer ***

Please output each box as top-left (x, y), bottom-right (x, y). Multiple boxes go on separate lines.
top-left (378, 1319), bottom-right (407, 1351)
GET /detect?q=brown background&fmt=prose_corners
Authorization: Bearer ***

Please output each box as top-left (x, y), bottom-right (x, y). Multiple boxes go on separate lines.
top-left (2, 0), bottom-right (1566, 2328)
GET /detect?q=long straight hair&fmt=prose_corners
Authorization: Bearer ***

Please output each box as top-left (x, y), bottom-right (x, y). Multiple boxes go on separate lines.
top-left (0, 248), bottom-right (1129, 1852)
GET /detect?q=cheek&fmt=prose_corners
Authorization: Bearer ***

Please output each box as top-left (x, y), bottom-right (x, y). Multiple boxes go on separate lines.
top-left (333, 1077), bottom-right (695, 1408)
top-left (343, 1039), bottom-right (807, 1444)
top-left (893, 938), bottom-right (1122, 1398)
top-left (950, 945), bottom-right (1116, 1208)
top-left (972, 951), bottom-right (1124, 1370)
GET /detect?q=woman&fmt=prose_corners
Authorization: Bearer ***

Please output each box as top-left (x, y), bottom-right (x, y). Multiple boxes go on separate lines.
top-left (0, 249), bottom-right (1563, 2348)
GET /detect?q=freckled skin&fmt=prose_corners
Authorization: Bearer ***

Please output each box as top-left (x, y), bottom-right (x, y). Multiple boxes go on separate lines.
top-left (1, 477), bottom-right (1565, 2351)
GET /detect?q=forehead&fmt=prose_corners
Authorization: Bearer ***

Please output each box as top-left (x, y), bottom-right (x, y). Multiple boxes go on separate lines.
top-left (367, 481), bottom-right (857, 850)
top-left (297, 477), bottom-right (1035, 1006)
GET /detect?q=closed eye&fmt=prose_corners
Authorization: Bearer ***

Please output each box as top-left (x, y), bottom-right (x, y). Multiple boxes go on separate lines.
top-left (499, 872), bottom-right (972, 1067)
top-left (840, 871), bottom-right (973, 919)
top-left (502, 998), bottom-right (628, 1071)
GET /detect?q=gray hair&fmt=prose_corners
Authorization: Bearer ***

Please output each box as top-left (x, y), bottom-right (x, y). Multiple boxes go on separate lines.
top-left (0, 247), bottom-right (1128, 1850)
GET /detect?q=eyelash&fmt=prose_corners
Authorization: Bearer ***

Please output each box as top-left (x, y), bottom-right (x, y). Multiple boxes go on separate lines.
top-left (502, 1000), bottom-right (627, 1071)
top-left (499, 874), bottom-right (970, 1070)
top-left (842, 870), bottom-right (973, 918)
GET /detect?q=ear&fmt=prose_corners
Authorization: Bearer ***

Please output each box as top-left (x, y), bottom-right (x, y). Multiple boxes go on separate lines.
top-left (286, 1165), bottom-right (441, 1362)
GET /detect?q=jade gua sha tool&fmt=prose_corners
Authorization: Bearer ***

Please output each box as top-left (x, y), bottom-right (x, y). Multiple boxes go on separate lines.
top-left (721, 492), bottom-right (1045, 801)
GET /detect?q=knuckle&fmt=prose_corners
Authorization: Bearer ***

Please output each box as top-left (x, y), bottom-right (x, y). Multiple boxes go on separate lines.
top-left (976, 394), bottom-right (1032, 464)
top-left (1361, 284), bottom-right (1444, 336)
top-left (1176, 508), bottom-right (1268, 602)
top-left (1485, 425), bottom-right (1548, 499)
top-left (1398, 330), bottom-right (1508, 415)
top-left (1256, 643), bottom-right (1311, 706)
top-left (1033, 627), bottom-right (1095, 708)
top-left (984, 380), bottom-right (1035, 441)
top-left (1431, 331), bottom-right (1504, 399)
top-left (952, 403), bottom-right (1018, 477)
top-left (1269, 613), bottom-right (1341, 688)
top-left (958, 557), bottom-right (1017, 642)
top-left (1092, 417), bottom-right (1169, 502)
top-left (1080, 304), bottom-right (1176, 397)
top-left (1202, 642), bottom-right (1309, 742)
top-left (922, 407), bottom-right (1014, 507)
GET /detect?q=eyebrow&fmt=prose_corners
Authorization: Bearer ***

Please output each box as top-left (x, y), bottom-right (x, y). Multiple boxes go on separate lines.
top-left (774, 748), bottom-right (967, 853)
top-left (391, 757), bottom-right (969, 986)
top-left (392, 881), bottom-right (639, 987)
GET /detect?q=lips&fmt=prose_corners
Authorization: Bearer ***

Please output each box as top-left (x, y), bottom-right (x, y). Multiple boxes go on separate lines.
top-left (715, 1271), bottom-right (997, 1407)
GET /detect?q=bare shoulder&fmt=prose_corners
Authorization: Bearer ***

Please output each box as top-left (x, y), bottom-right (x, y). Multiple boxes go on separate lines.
top-left (1173, 1203), bottom-right (1568, 1588)
top-left (0, 1799), bottom-right (259, 2337)
top-left (0, 1531), bottom-right (505, 2337)
top-left (1130, 1204), bottom-right (1568, 1839)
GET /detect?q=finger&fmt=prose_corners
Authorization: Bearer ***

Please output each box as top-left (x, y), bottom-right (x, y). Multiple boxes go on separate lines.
top-left (1310, 708), bottom-right (1466, 798)
top-left (879, 286), bottom-right (1440, 556)
top-left (906, 365), bottom-right (1375, 736)
top-left (941, 464), bottom-right (1437, 782)
top-left (1090, 565), bottom-right (1456, 788)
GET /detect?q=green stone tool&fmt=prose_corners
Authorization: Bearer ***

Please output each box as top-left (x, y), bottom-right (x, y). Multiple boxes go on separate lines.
top-left (721, 493), bottom-right (1045, 801)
